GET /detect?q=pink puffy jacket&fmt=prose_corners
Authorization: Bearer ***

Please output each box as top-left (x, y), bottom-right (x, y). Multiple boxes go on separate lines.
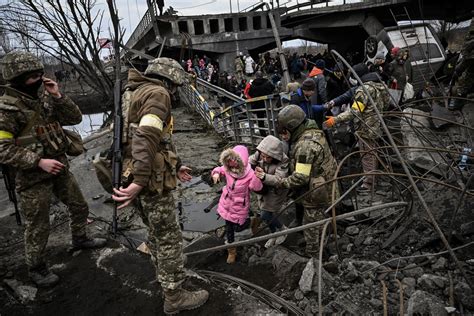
top-left (211, 145), bottom-right (263, 225)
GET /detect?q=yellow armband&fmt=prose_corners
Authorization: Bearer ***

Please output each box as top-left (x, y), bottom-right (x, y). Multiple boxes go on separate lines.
top-left (139, 114), bottom-right (163, 131)
top-left (351, 101), bottom-right (366, 112)
top-left (0, 130), bottom-right (14, 139)
top-left (295, 163), bottom-right (312, 176)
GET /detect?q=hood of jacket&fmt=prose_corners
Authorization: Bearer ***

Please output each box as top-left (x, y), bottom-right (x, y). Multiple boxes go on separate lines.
top-left (125, 68), bottom-right (166, 90)
top-left (309, 67), bottom-right (323, 78)
top-left (256, 135), bottom-right (284, 162)
top-left (291, 119), bottom-right (318, 143)
top-left (219, 145), bottom-right (250, 178)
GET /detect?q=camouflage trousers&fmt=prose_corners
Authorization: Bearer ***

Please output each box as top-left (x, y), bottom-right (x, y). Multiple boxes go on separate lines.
top-left (359, 138), bottom-right (378, 188)
top-left (19, 171), bottom-right (88, 268)
top-left (137, 192), bottom-right (185, 290)
top-left (303, 206), bottom-right (325, 257)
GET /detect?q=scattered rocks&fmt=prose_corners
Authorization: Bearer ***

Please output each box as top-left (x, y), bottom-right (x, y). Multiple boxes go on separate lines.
top-left (264, 246), bottom-right (308, 278)
top-left (345, 226), bottom-right (360, 236)
top-left (294, 289), bottom-right (304, 300)
top-left (407, 290), bottom-right (447, 316)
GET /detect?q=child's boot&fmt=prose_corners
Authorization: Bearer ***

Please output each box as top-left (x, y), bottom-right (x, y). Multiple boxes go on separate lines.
top-left (226, 247), bottom-right (237, 264)
top-left (251, 216), bottom-right (261, 235)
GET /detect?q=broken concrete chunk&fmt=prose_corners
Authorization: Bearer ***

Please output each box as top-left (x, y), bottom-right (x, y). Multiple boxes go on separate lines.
top-left (431, 257), bottom-right (447, 271)
top-left (4, 279), bottom-right (37, 303)
top-left (454, 281), bottom-right (474, 309)
top-left (298, 258), bottom-right (334, 294)
top-left (345, 226), bottom-right (360, 236)
top-left (407, 290), bottom-right (448, 316)
top-left (403, 263), bottom-right (424, 278)
top-left (417, 274), bottom-right (447, 291)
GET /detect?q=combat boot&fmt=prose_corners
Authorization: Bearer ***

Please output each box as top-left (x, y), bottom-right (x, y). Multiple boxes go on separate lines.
top-left (72, 235), bottom-right (107, 249)
top-left (226, 247), bottom-right (237, 264)
top-left (163, 287), bottom-right (209, 315)
top-left (29, 264), bottom-right (60, 287)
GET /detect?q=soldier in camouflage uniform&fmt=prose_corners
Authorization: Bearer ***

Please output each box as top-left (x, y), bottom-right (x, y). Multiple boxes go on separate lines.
top-left (276, 105), bottom-right (338, 257)
top-left (0, 51), bottom-right (106, 287)
top-left (323, 64), bottom-right (390, 191)
top-left (111, 57), bottom-right (209, 315)
top-left (449, 17), bottom-right (474, 110)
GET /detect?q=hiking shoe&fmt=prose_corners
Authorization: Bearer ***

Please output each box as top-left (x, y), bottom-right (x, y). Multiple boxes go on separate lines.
top-left (264, 237), bottom-right (276, 249)
top-left (29, 264), bottom-right (59, 287)
top-left (274, 225), bottom-right (288, 245)
top-left (163, 288), bottom-right (209, 315)
top-left (72, 235), bottom-right (107, 249)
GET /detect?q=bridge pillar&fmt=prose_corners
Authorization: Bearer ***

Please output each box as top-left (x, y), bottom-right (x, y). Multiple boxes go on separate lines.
top-left (219, 18), bottom-right (226, 33)
top-left (187, 20), bottom-right (195, 36)
top-left (203, 19), bottom-right (210, 34)
top-left (361, 14), bottom-right (384, 36)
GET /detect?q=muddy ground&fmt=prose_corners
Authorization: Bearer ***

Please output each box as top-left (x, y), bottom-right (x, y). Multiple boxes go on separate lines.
top-left (1, 101), bottom-right (474, 315)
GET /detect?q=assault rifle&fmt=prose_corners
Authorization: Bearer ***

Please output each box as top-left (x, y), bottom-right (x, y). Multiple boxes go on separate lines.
top-left (108, 0), bottom-right (123, 236)
top-left (1, 165), bottom-right (21, 225)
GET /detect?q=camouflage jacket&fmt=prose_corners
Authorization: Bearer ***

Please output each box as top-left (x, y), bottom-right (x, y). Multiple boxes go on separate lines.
top-left (281, 120), bottom-right (337, 205)
top-left (0, 86), bottom-right (82, 190)
top-left (333, 81), bottom-right (390, 140)
top-left (123, 69), bottom-right (177, 188)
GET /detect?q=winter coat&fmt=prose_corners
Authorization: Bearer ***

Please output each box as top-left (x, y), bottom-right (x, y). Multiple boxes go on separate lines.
top-left (212, 145), bottom-right (263, 225)
top-left (248, 77), bottom-right (274, 109)
top-left (290, 88), bottom-right (326, 128)
top-left (281, 120), bottom-right (338, 208)
top-left (245, 56), bottom-right (255, 74)
top-left (248, 136), bottom-right (289, 213)
top-left (309, 67), bottom-right (327, 103)
top-left (333, 73), bottom-right (390, 140)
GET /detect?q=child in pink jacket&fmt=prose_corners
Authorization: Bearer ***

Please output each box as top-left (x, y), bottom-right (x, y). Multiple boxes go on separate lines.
top-left (211, 145), bottom-right (263, 264)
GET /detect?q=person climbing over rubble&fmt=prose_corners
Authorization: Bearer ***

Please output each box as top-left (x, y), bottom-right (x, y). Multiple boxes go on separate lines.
top-left (0, 51), bottom-right (107, 287)
top-left (323, 62), bottom-right (391, 193)
top-left (248, 135), bottom-right (290, 248)
top-left (211, 145), bottom-right (263, 264)
top-left (449, 16), bottom-right (474, 111)
top-left (111, 57), bottom-right (209, 315)
top-left (276, 105), bottom-right (338, 257)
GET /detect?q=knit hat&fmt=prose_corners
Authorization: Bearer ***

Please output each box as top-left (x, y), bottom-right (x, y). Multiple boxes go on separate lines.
top-left (352, 63), bottom-right (369, 78)
top-left (315, 59), bottom-right (325, 69)
top-left (391, 47), bottom-right (400, 56)
top-left (301, 78), bottom-right (316, 91)
top-left (375, 51), bottom-right (386, 60)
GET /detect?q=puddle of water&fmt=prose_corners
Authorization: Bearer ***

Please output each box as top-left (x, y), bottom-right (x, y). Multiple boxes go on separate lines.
top-left (66, 112), bottom-right (110, 138)
top-left (177, 177), bottom-right (225, 232)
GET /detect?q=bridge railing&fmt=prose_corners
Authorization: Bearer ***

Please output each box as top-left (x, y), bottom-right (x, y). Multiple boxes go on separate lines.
top-left (125, 2), bottom-right (160, 48)
top-left (179, 81), bottom-right (282, 148)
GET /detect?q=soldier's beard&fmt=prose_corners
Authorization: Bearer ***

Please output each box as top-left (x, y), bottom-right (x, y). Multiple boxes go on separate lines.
top-left (11, 79), bottom-right (43, 99)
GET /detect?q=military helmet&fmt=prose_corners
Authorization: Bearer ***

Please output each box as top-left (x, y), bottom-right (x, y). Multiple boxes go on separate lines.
top-left (1, 51), bottom-right (44, 81)
top-left (145, 57), bottom-right (186, 86)
top-left (277, 104), bottom-right (306, 133)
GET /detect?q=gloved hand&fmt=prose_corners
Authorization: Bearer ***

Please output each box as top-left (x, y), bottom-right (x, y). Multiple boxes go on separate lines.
top-left (323, 116), bottom-right (336, 129)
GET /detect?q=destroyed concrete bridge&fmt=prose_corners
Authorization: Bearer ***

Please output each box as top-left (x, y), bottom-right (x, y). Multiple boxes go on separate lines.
top-left (124, 0), bottom-right (474, 71)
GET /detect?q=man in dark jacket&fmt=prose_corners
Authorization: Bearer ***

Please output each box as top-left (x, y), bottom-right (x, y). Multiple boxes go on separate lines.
top-left (248, 71), bottom-right (275, 137)
top-left (309, 59), bottom-right (328, 106)
top-left (290, 78), bottom-right (330, 129)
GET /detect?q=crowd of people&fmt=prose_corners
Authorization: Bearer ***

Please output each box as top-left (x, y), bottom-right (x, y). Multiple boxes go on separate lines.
top-left (0, 17), bottom-right (471, 315)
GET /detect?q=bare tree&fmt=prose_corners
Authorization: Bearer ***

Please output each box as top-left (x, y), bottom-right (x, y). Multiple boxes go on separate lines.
top-left (0, 0), bottom-right (124, 102)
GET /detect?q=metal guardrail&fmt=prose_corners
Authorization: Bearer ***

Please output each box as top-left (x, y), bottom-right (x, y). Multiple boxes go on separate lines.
top-left (179, 80), bottom-right (282, 148)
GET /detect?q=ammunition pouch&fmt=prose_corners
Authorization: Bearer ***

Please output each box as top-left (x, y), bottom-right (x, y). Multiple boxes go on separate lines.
top-left (64, 129), bottom-right (84, 156)
top-left (149, 150), bottom-right (178, 195)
